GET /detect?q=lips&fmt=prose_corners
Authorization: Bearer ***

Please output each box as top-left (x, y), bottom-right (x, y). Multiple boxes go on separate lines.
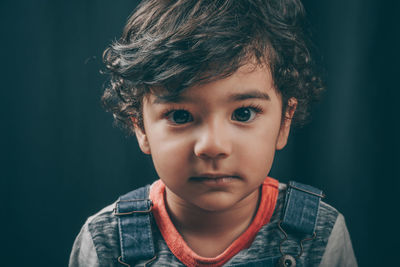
top-left (189, 174), bottom-right (241, 184)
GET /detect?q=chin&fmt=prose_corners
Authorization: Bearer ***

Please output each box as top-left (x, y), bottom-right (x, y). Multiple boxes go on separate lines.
top-left (193, 195), bottom-right (241, 213)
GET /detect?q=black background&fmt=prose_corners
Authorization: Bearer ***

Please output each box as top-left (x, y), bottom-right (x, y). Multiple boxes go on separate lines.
top-left (1, 0), bottom-right (399, 266)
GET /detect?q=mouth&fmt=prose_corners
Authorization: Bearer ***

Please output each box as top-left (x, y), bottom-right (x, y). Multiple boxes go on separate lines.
top-left (189, 174), bottom-right (241, 185)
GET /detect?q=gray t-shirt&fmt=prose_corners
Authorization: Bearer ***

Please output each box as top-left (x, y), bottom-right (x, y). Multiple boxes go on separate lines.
top-left (69, 183), bottom-right (357, 266)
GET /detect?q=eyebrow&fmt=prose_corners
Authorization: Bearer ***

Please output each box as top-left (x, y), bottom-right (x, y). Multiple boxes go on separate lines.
top-left (228, 91), bottom-right (271, 102)
top-left (152, 89), bottom-right (271, 104)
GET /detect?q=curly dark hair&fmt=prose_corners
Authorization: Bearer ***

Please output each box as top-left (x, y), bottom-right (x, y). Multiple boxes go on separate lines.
top-left (102, 0), bottom-right (324, 133)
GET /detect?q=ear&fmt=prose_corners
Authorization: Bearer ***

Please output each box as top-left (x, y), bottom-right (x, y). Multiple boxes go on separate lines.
top-left (276, 98), bottom-right (297, 150)
top-left (131, 117), bottom-right (151, 154)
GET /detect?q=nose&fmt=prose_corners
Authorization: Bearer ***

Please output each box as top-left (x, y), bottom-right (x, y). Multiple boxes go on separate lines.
top-left (193, 120), bottom-right (232, 159)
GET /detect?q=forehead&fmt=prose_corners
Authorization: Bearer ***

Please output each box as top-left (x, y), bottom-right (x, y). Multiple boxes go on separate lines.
top-left (147, 63), bottom-right (278, 103)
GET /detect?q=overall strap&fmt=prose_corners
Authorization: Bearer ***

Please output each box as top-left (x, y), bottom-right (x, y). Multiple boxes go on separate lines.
top-left (277, 181), bottom-right (325, 267)
top-left (281, 181), bottom-right (325, 235)
top-left (114, 185), bottom-right (155, 266)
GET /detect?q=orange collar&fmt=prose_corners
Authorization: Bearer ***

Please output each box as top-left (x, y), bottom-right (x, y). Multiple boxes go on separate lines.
top-left (150, 178), bottom-right (279, 267)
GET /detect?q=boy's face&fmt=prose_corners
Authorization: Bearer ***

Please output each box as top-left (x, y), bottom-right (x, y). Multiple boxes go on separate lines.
top-left (135, 63), bottom-right (295, 212)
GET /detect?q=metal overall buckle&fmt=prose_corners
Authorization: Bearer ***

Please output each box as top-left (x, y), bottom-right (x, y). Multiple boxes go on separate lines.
top-left (277, 220), bottom-right (317, 267)
top-left (113, 199), bottom-right (153, 215)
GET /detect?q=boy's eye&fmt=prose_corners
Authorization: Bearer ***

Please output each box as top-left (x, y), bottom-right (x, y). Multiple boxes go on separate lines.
top-left (167, 110), bottom-right (193, 124)
top-left (232, 107), bottom-right (257, 122)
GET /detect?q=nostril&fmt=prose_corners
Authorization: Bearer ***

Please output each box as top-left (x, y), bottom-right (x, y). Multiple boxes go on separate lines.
top-left (193, 137), bottom-right (230, 159)
top-left (196, 150), bottom-right (228, 160)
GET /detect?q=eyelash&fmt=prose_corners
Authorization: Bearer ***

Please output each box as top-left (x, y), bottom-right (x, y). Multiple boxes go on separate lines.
top-left (161, 104), bottom-right (264, 124)
top-left (237, 104), bottom-right (264, 114)
top-left (162, 107), bottom-right (186, 118)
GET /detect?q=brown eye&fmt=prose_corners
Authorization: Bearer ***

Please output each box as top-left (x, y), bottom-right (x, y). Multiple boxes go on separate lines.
top-left (232, 107), bottom-right (256, 122)
top-left (168, 110), bottom-right (193, 124)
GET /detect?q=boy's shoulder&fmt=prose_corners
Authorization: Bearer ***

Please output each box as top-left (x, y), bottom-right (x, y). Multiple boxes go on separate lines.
top-left (224, 182), bottom-right (340, 266)
top-left (275, 182), bottom-right (340, 251)
top-left (69, 202), bottom-right (120, 266)
top-left (274, 182), bottom-right (356, 266)
top-left (84, 202), bottom-right (121, 262)
top-left (275, 183), bottom-right (356, 266)
top-left (86, 202), bottom-right (118, 237)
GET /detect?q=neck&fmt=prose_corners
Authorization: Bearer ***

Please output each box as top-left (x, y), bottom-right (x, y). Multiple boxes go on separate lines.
top-left (164, 188), bottom-right (261, 257)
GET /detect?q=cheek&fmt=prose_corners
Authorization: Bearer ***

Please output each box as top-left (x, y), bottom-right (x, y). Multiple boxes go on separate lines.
top-left (149, 135), bottom-right (193, 177)
top-left (236, 125), bottom-right (280, 171)
top-left (240, 141), bottom-right (276, 167)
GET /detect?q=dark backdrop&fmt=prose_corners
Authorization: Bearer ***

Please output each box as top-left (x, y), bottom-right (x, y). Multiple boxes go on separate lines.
top-left (1, 0), bottom-right (399, 266)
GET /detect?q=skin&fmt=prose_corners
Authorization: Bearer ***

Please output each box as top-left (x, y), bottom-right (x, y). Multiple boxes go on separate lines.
top-left (134, 63), bottom-right (296, 257)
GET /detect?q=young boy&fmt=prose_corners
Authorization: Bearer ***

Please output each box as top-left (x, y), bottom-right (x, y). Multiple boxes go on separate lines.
top-left (70, 0), bottom-right (357, 266)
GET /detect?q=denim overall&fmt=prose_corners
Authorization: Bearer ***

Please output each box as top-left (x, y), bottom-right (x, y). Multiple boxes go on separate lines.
top-left (114, 181), bottom-right (324, 267)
